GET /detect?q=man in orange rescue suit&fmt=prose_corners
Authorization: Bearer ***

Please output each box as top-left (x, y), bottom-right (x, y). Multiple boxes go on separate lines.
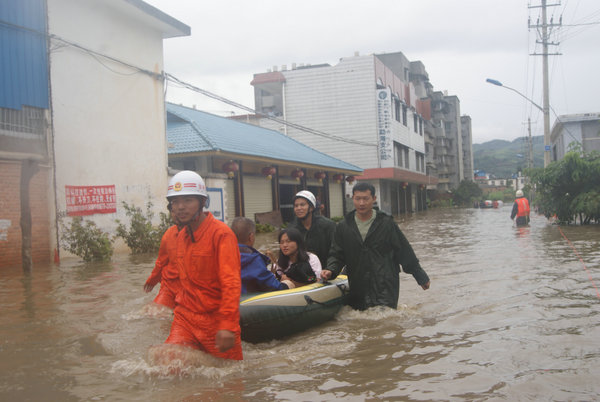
top-left (510, 190), bottom-right (530, 227)
top-left (162, 170), bottom-right (243, 360)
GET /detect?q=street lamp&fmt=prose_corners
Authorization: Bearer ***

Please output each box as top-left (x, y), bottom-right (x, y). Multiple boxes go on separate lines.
top-left (486, 78), bottom-right (550, 167)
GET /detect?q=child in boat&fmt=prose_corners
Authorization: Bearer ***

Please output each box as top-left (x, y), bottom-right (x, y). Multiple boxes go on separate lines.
top-left (230, 217), bottom-right (288, 293)
top-left (272, 228), bottom-right (321, 289)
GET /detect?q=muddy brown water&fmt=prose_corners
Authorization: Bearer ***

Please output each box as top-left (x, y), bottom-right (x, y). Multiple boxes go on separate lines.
top-left (1, 207), bottom-right (599, 401)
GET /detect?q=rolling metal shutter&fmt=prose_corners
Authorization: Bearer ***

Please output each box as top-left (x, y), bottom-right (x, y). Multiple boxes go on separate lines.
top-left (243, 176), bottom-right (272, 221)
top-left (329, 182), bottom-right (344, 218)
top-left (225, 179), bottom-right (236, 224)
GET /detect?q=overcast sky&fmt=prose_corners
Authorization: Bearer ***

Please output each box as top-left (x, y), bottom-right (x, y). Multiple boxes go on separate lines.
top-left (145, 0), bottom-right (600, 145)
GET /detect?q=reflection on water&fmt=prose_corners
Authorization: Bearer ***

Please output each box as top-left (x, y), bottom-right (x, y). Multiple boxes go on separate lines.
top-left (1, 207), bottom-right (599, 400)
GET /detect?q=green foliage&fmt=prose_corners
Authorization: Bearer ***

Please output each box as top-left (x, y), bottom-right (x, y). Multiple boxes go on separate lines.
top-left (61, 217), bottom-right (114, 262)
top-left (156, 211), bottom-right (172, 238)
top-left (487, 188), bottom-right (516, 202)
top-left (429, 198), bottom-right (453, 208)
top-left (530, 151), bottom-right (600, 224)
top-left (452, 180), bottom-right (483, 206)
top-left (115, 201), bottom-right (171, 254)
top-left (473, 136), bottom-right (544, 178)
top-left (255, 223), bottom-right (276, 233)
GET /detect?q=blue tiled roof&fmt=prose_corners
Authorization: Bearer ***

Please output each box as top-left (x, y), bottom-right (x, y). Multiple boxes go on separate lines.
top-left (166, 103), bottom-right (362, 173)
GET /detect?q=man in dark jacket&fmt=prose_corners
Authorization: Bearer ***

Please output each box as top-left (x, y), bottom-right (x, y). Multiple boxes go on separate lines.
top-left (321, 182), bottom-right (430, 310)
top-left (289, 190), bottom-right (336, 268)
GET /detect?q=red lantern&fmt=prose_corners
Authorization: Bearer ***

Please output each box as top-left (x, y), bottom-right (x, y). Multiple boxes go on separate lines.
top-left (222, 160), bottom-right (239, 178)
top-left (345, 175), bottom-right (355, 184)
top-left (332, 173), bottom-right (344, 183)
top-left (419, 184), bottom-right (426, 190)
top-left (291, 169), bottom-right (304, 182)
top-left (314, 171), bottom-right (326, 183)
top-left (402, 182), bottom-right (408, 189)
top-left (261, 166), bottom-right (276, 180)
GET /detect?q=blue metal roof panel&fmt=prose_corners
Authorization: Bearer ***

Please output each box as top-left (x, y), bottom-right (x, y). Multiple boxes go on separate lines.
top-left (166, 103), bottom-right (362, 172)
top-left (0, 0), bottom-right (49, 110)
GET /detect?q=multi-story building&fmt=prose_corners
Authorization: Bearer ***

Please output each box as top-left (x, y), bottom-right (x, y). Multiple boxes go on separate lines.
top-left (550, 113), bottom-right (600, 161)
top-left (429, 92), bottom-right (473, 192)
top-left (251, 52), bottom-right (442, 214)
top-left (461, 115), bottom-right (474, 182)
top-left (0, 0), bottom-right (189, 267)
top-left (408, 61), bottom-right (438, 182)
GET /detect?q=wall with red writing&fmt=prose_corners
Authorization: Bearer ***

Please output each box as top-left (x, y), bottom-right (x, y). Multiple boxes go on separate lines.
top-left (0, 161), bottom-right (51, 268)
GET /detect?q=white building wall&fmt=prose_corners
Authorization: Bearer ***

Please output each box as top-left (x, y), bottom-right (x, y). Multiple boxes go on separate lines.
top-left (561, 122), bottom-right (583, 157)
top-left (282, 56), bottom-right (379, 169)
top-left (48, 0), bottom-right (171, 252)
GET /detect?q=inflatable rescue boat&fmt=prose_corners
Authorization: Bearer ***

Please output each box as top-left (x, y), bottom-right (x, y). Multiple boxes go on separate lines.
top-left (240, 275), bottom-right (349, 343)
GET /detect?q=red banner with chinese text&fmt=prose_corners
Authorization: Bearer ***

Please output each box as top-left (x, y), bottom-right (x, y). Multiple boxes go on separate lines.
top-left (65, 185), bottom-right (117, 216)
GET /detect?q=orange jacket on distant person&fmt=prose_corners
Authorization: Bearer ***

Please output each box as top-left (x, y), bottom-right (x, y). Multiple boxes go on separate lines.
top-left (516, 197), bottom-right (530, 217)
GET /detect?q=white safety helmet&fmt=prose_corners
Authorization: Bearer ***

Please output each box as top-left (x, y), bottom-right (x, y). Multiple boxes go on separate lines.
top-left (516, 190), bottom-right (524, 197)
top-left (294, 190), bottom-right (316, 209)
top-left (167, 170), bottom-right (209, 201)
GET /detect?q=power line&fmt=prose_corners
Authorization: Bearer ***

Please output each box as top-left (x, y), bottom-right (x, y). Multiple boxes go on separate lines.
top-left (2, 17), bottom-right (377, 148)
top-left (0, 20), bottom-right (377, 147)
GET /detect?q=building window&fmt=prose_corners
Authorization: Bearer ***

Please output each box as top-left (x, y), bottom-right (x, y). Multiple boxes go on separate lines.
top-left (402, 104), bottom-right (407, 126)
top-left (0, 106), bottom-right (45, 136)
top-left (416, 152), bottom-right (425, 172)
top-left (394, 142), bottom-right (411, 169)
top-left (413, 113), bottom-right (418, 133)
top-left (394, 142), bottom-right (403, 167)
top-left (394, 98), bottom-right (401, 122)
top-left (419, 118), bottom-right (423, 136)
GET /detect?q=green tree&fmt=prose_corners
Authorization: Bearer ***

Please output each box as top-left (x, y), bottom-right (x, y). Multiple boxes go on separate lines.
top-left (115, 201), bottom-right (172, 253)
top-left (61, 217), bottom-right (114, 262)
top-left (530, 151), bottom-right (600, 224)
top-left (452, 180), bottom-right (483, 206)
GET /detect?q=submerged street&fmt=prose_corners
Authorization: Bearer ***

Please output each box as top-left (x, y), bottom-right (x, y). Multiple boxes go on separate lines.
top-left (1, 206), bottom-right (599, 401)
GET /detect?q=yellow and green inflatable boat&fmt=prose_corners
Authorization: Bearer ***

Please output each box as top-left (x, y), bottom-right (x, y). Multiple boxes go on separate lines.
top-left (240, 275), bottom-right (349, 343)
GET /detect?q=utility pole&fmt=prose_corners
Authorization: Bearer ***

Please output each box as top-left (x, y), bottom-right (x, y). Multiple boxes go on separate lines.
top-left (529, 0), bottom-right (561, 167)
top-left (528, 118), bottom-right (533, 172)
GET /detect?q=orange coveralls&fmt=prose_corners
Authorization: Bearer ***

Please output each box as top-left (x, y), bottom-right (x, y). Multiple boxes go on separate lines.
top-left (165, 212), bottom-right (243, 360)
top-left (145, 226), bottom-right (181, 309)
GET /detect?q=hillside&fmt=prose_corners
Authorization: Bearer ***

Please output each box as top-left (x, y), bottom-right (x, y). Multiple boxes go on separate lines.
top-left (472, 135), bottom-right (544, 178)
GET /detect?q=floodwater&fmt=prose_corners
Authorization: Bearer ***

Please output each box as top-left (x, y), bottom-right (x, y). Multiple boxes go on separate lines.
top-left (1, 207), bottom-right (599, 401)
